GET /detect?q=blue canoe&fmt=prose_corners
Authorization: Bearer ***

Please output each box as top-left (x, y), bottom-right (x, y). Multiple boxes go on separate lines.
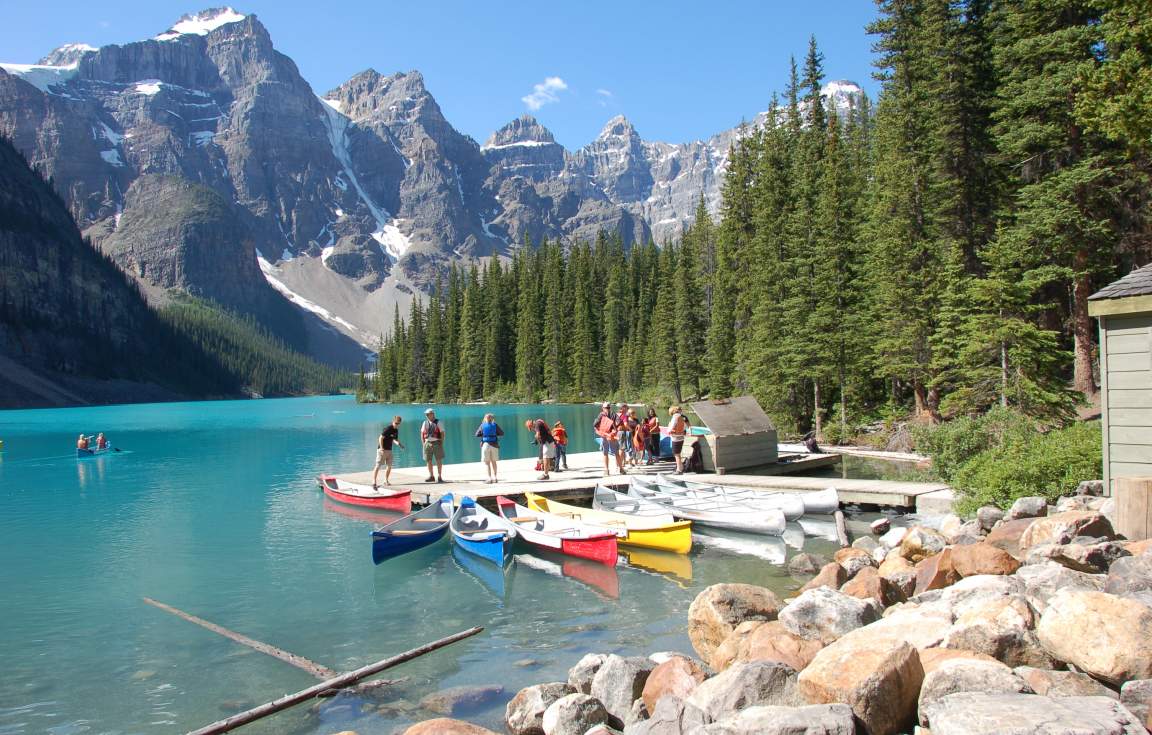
top-left (450, 496), bottom-right (516, 566)
top-left (371, 494), bottom-right (455, 564)
top-left (77, 446), bottom-right (117, 458)
top-left (452, 543), bottom-right (512, 600)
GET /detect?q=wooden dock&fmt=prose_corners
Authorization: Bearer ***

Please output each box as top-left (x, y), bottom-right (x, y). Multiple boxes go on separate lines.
top-left (330, 449), bottom-right (953, 512)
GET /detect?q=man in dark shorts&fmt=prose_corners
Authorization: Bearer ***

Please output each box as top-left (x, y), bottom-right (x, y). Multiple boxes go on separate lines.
top-left (668, 405), bottom-right (688, 474)
top-left (373, 415), bottom-right (404, 488)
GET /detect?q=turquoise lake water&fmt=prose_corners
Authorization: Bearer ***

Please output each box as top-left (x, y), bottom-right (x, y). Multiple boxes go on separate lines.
top-left (0, 396), bottom-right (842, 735)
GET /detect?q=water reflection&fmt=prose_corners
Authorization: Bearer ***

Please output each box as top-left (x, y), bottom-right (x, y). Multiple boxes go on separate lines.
top-left (692, 529), bottom-right (788, 565)
top-left (514, 551), bottom-right (621, 600)
top-left (620, 548), bottom-right (693, 586)
top-left (452, 544), bottom-right (512, 601)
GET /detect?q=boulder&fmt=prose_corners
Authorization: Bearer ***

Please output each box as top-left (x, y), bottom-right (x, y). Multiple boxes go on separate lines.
top-left (942, 594), bottom-right (1055, 668)
top-left (798, 638), bottom-right (924, 735)
top-left (420, 685), bottom-right (505, 715)
top-left (1015, 561), bottom-right (1105, 612)
top-left (871, 518), bottom-right (892, 535)
top-left (1036, 590), bottom-right (1152, 685)
top-left (568, 653), bottom-right (609, 694)
top-left (507, 682), bottom-right (577, 735)
top-left (852, 605), bottom-right (954, 650)
top-left (1006, 496), bottom-right (1048, 521)
top-left (918, 648), bottom-right (999, 675)
top-left (949, 544), bottom-right (1021, 577)
top-left (939, 572), bottom-right (1025, 611)
top-left (879, 526), bottom-right (908, 549)
top-left (779, 587), bottom-right (880, 644)
top-left (800, 562), bottom-right (849, 593)
top-left (878, 553), bottom-right (915, 578)
top-left (920, 693), bottom-right (1146, 735)
top-left (403, 719), bottom-right (501, 735)
top-left (586, 727), bottom-right (622, 735)
top-left (641, 656), bottom-right (708, 714)
top-left (917, 659), bottom-right (1030, 725)
top-left (976, 506), bottom-right (1004, 533)
top-left (590, 656), bottom-right (655, 726)
top-left (956, 520), bottom-right (984, 539)
top-left (542, 694), bottom-right (611, 735)
top-left (1077, 480), bottom-right (1105, 496)
top-left (1046, 541), bottom-right (1130, 573)
top-left (1120, 679), bottom-right (1152, 731)
top-left (649, 651), bottom-right (695, 666)
top-left (624, 698), bottom-right (647, 728)
top-left (872, 546), bottom-right (889, 564)
top-left (900, 526), bottom-right (948, 563)
top-left (1123, 538), bottom-right (1152, 556)
top-left (788, 552), bottom-right (829, 576)
top-left (1105, 554), bottom-right (1152, 597)
top-left (687, 584), bottom-right (782, 662)
top-left (1057, 495), bottom-right (1095, 513)
top-left (1014, 667), bottom-right (1118, 699)
top-left (710, 620), bottom-right (824, 673)
top-left (841, 566), bottom-right (905, 608)
top-left (852, 536), bottom-right (880, 554)
top-left (984, 518), bottom-right (1036, 559)
top-left (914, 548), bottom-right (961, 596)
top-left (700, 703), bottom-right (856, 735)
top-left (687, 661), bottom-right (801, 721)
top-left (623, 695), bottom-right (706, 735)
top-left (1019, 511), bottom-right (1116, 550)
top-left (939, 514), bottom-right (964, 542)
top-left (835, 547), bottom-right (878, 579)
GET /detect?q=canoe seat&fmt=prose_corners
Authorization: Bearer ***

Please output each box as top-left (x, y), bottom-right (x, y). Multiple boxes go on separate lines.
top-left (508, 517), bottom-right (538, 522)
top-left (458, 529), bottom-right (501, 536)
top-left (413, 518), bottom-right (444, 523)
top-left (391, 530), bottom-right (426, 535)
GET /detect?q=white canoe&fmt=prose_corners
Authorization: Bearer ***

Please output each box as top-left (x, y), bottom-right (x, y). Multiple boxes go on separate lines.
top-left (627, 480), bottom-right (786, 535)
top-left (653, 476), bottom-right (806, 521)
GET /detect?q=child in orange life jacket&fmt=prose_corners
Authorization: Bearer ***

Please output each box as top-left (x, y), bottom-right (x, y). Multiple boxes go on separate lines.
top-left (552, 421), bottom-right (569, 471)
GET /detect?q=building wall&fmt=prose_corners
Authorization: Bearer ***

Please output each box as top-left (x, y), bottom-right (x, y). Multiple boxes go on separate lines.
top-left (1101, 312), bottom-right (1152, 493)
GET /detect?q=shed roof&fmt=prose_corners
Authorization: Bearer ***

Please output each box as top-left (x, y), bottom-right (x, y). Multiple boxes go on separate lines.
top-left (1090, 263), bottom-right (1152, 300)
top-left (689, 396), bottom-right (777, 436)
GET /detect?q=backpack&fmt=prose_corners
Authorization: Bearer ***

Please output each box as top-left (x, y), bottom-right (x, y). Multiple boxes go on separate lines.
top-left (685, 441), bottom-right (704, 473)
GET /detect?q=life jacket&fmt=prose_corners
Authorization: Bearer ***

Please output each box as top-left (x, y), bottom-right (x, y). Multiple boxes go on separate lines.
top-left (422, 419), bottom-right (442, 441)
top-left (479, 421), bottom-right (500, 444)
top-left (670, 413), bottom-right (687, 437)
top-left (595, 413), bottom-right (616, 436)
top-left (553, 426), bottom-right (568, 444)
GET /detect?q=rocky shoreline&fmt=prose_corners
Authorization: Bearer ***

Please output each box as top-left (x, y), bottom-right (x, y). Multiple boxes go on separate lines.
top-left (399, 481), bottom-right (1152, 735)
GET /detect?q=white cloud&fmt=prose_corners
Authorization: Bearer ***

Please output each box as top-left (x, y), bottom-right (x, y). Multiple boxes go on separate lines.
top-left (522, 76), bottom-right (568, 111)
top-left (596, 88), bottom-right (613, 98)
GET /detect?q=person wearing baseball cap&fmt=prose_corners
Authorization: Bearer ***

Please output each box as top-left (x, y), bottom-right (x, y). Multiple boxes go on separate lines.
top-left (420, 408), bottom-right (446, 483)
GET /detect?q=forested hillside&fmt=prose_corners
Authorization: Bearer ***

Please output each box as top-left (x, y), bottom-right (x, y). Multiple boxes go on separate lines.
top-left (367, 0), bottom-right (1152, 439)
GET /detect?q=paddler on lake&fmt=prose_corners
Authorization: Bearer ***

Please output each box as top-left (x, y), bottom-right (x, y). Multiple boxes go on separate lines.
top-left (96, 433), bottom-right (108, 450)
top-left (421, 408), bottom-right (446, 483)
top-left (77, 434), bottom-right (90, 451)
top-left (372, 416), bottom-right (404, 488)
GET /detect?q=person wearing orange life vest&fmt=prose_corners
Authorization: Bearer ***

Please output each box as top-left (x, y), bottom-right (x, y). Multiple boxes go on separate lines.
top-left (593, 402), bottom-right (624, 476)
top-left (668, 405), bottom-right (689, 474)
top-left (552, 421), bottom-right (569, 471)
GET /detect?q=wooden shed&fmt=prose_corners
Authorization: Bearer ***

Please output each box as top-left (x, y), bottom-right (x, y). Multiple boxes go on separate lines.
top-left (688, 396), bottom-right (779, 472)
top-left (1088, 264), bottom-right (1152, 540)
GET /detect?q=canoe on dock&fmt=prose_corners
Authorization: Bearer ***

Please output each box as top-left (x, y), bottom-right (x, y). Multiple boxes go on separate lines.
top-left (450, 496), bottom-right (516, 566)
top-left (627, 479), bottom-right (787, 535)
top-left (525, 492), bottom-right (692, 554)
top-left (317, 476), bottom-right (413, 513)
top-left (648, 475), bottom-right (806, 521)
top-left (497, 496), bottom-right (618, 566)
top-left (371, 494), bottom-right (455, 564)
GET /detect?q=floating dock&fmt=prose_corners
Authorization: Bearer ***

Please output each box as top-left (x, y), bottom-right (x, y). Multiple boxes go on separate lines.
top-left (330, 449), bottom-right (953, 512)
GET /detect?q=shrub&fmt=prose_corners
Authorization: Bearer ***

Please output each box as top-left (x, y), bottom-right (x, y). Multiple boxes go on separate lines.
top-left (912, 407), bottom-right (1035, 482)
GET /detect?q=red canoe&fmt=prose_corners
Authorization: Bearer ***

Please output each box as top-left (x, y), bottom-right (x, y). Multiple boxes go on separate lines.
top-left (317, 476), bottom-right (412, 513)
top-left (497, 496), bottom-right (618, 566)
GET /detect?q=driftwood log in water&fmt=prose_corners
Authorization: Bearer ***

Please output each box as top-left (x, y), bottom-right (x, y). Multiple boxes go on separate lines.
top-left (834, 510), bottom-right (850, 548)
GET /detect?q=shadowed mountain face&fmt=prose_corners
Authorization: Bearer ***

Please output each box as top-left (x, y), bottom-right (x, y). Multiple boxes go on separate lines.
top-left (0, 7), bottom-right (866, 351)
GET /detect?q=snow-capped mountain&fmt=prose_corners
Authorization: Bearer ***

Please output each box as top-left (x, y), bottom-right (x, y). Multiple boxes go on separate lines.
top-left (0, 7), bottom-right (866, 360)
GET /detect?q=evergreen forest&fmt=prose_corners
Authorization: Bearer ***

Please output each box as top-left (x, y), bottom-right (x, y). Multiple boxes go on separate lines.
top-left (367, 0), bottom-right (1151, 439)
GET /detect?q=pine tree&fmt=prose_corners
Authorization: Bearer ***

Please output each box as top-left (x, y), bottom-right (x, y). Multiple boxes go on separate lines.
top-left (515, 248), bottom-right (543, 398)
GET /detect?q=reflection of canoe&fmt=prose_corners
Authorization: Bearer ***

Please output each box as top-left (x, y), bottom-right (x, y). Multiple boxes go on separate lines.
top-left (323, 498), bottom-right (405, 524)
top-left (692, 528), bottom-right (787, 565)
top-left (317, 475), bottom-right (412, 513)
top-left (497, 496), bottom-right (618, 565)
top-left (453, 543), bottom-right (511, 599)
top-left (515, 552), bottom-right (621, 600)
top-left (798, 517), bottom-right (840, 542)
top-left (621, 547), bottom-right (693, 583)
top-left (654, 476), bottom-right (805, 521)
top-left (782, 522), bottom-right (806, 549)
top-left (77, 446), bottom-right (117, 458)
top-left (526, 492), bottom-right (692, 554)
top-left (627, 479), bottom-right (786, 535)
top-left (371, 494), bottom-right (455, 564)
top-left (450, 497), bottom-right (516, 566)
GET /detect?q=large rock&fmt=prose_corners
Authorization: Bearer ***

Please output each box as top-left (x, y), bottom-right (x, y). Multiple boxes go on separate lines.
top-left (1078, 480), bottom-right (1106, 496)
top-left (942, 594), bottom-right (1054, 668)
top-left (854, 605), bottom-right (954, 650)
top-left (542, 693), bottom-right (611, 735)
top-left (950, 544), bottom-right (1021, 577)
top-left (1124, 538), bottom-right (1152, 556)
top-left (507, 682), bottom-right (576, 735)
top-left (879, 526), bottom-right (907, 549)
top-left (710, 620), bottom-right (824, 673)
top-left (1006, 496), bottom-right (1048, 521)
top-left (800, 562), bottom-right (849, 593)
top-left (686, 661), bottom-right (800, 721)
top-left (798, 638), bottom-right (924, 735)
top-left (1105, 554), bottom-right (1152, 597)
top-left (1015, 561), bottom-right (1105, 612)
top-left (641, 656), bottom-right (708, 714)
top-left (687, 584), bottom-right (782, 662)
top-left (871, 518), bottom-right (892, 535)
top-left (984, 518), bottom-right (1036, 559)
top-left (976, 506), bottom-right (1004, 533)
top-left (623, 695), bottom-right (706, 735)
top-left (1036, 590), bottom-right (1152, 685)
top-left (835, 547), bottom-right (876, 579)
top-left (403, 719), bottom-right (500, 735)
top-left (1018, 511), bottom-right (1116, 550)
top-left (1121, 680), bottom-right (1152, 731)
top-left (569, 654), bottom-right (609, 694)
top-left (940, 513), bottom-right (965, 542)
top-left (700, 704), bottom-right (856, 735)
top-left (841, 566), bottom-right (904, 608)
top-left (590, 655), bottom-right (656, 725)
top-left (420, 685), bottom-right (505, 715)
top-left (914, 547), bottom-right (961, 595)
top-left (1046, 541), bottom-right (1130, 573)
top-left (779, 587), bottom-right (880, 644)
top-left (1014, 667), bottom-right (1118, 699)
top-left (921, 693), bottom-right (1146, 735)
top-left (899, 526), bottom-right (948, 563)
top-left (918, 647), bottom-right (1000, 675)
top-left (788, 552), bottom-right (829, 576)
top-left (916, 659), bottom-right (1030, 725)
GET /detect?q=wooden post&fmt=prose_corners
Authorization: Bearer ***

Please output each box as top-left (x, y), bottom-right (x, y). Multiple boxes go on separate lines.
top-left (833, 510), bottom-right (850, 548)
top-left (1116, 477), bottom-right (1152, 542)
top-left (186, 626), bottom-right (484, 735)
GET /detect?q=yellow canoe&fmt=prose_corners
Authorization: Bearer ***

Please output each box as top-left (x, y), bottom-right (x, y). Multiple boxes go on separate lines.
top-left (525, 492), bottom-right (693, 554)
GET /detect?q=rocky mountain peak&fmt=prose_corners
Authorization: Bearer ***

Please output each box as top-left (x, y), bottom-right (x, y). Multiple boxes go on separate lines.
top-left (482, 115), bottom-right (557, 150)
top-left (598, 114), bottom-right (638, 140)
top-left (154, 7), bottom-right (249, 41)
top-left (38, 43), bottom-right (97, 67)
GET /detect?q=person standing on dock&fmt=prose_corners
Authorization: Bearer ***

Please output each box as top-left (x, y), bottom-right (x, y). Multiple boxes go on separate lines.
top-left (475, 413), bottom-right (504, 484)
top-left (552, 421), bottom-right (569, 471)
top-left (644, 407), bottom-right (661, 465)
top-left (668, 406), bottom-right (689, 474)
top-left (372, 416), bottom-right (404, 488)
top-left (421, 408), bottom-right (446, 483)
top-left (594, 402), bottom-right (624, 476)
top-left (526, 418), bottom-right (555, 480)
top-left (615, 403), bottom-right (633, 470)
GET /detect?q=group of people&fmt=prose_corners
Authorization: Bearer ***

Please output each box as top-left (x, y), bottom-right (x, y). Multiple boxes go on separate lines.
top-left (76, 433), bottom-right (109, 451)
top-left (369, 402), bottom-right (692, 488)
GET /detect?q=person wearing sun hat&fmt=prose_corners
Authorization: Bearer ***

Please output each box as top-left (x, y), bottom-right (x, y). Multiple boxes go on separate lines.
top-left (420, 407), bottom-right (446, 483)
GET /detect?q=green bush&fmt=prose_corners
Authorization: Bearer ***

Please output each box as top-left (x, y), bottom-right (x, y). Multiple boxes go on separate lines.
top-left (912, 407), bottom-right (1035, 482)
top-left (951, 421), bottom-right (1102, 514)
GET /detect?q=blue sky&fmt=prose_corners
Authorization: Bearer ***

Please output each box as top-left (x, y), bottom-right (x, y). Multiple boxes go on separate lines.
top-left (1, 1), bottom-right (882, 149)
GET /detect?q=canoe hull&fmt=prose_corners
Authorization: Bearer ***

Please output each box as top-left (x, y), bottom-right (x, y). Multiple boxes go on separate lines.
top-left (450, 497), bottom-right (516, 566)
top-left (322, 484), bottom-right (412, 513)
top-left (628, 483), bottom-right (786, 535)
top-left (371, 526), bottom-right (448, 563)
top-left (497, 496), bottom-right (619, 566)
top-left (455, 533), bottom-right (514, 565)
top-left (526, 492), bottom-right (692, 554)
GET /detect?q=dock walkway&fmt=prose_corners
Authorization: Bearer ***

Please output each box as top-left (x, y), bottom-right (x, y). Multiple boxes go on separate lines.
top-left (332, 449), bottom-right (953, 511)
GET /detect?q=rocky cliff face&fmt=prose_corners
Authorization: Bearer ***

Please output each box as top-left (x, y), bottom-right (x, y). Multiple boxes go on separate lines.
top-left (0, 7), bottom-right (866, 352)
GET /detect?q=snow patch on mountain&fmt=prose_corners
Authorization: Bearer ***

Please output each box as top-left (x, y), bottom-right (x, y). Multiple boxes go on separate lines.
top-left (257, 251), bottom-right (361, 334)
top-left (375, 220), bottom-right (411, 261)
top-left (0, 62), bottom-right (79, 93)
top-left (155, 8), bottom-right (247, 41)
